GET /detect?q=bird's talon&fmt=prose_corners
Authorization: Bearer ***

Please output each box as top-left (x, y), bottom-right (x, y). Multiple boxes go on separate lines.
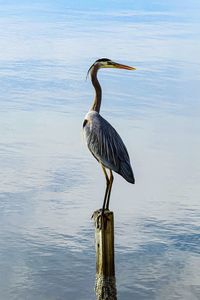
top-left (96, 210), bottom-right (110, 229)
top-left (96, 212), bottom-right (103, 229)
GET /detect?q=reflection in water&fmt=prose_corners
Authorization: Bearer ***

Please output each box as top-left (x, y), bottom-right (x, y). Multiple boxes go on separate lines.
top-left (117, 218), bottom-right (200, 300)
top-left (0, 1), bottom-right (200, 299)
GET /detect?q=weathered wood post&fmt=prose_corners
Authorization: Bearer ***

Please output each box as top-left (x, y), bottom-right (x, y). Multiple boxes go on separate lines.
top-left (92, 210), bottom-right (117, 300)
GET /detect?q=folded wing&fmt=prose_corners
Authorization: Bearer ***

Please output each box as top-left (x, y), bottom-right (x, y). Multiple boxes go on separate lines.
top-left (83, 112), bottom-right (135, 184)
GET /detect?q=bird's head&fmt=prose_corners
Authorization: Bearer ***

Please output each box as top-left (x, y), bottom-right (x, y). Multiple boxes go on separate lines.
top-left (87, 58), bottom-right (136, 78)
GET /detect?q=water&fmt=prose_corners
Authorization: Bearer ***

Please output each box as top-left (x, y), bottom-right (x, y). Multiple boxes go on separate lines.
top-left (0, 1), bottom-right (200, 299)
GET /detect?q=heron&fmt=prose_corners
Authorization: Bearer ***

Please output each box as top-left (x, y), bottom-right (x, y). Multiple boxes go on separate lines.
top-left (83, 58), bottom-right (136, 215)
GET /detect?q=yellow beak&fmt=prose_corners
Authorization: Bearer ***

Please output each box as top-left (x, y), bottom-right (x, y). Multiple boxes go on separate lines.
top-left (112, 62), bottom-right (136, 70)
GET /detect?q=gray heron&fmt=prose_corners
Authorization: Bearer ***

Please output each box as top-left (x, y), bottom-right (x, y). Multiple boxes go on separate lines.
top-left (83, 58), bottom-right (136, 214)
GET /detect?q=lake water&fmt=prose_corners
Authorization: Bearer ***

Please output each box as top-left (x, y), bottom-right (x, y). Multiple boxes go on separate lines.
top-left (0, 1), bottom-right (200, 299)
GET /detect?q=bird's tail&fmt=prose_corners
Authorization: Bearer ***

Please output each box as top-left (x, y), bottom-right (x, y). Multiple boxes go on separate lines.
top-left (119, 161), bottom-right (135, 184)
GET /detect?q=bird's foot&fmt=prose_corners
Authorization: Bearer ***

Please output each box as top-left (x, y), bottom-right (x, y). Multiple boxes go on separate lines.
top-left (92, 209), bottom-right (109, 229)
top-left (97, 209), bottom-right (104, 229)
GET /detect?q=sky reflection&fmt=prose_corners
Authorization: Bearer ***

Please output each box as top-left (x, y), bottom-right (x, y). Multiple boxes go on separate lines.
top-left (0, 1), bottom-right (200, 299)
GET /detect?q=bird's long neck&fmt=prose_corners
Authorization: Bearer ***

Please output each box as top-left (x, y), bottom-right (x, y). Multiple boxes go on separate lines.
top-left (90, 65), bottom-right (102, 113)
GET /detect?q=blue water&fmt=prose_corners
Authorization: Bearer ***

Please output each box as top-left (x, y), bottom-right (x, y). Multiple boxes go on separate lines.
top-left (0, 1), bottom-right (200, 299)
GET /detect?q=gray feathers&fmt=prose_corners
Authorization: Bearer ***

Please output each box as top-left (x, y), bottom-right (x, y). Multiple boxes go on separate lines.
top-left (83, 111), bottom-right (135, 184)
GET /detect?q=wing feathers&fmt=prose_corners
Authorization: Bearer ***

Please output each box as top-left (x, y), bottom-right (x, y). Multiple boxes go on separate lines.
top-left (83, 112), bottom-right (135, 183)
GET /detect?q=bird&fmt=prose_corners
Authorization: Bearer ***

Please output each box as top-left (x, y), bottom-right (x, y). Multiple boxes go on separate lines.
top-left (83, 58), bottom-right (136, 215)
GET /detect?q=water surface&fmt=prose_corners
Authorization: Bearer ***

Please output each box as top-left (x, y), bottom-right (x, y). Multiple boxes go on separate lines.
top-left (0, 1), bottom-right (200, 299)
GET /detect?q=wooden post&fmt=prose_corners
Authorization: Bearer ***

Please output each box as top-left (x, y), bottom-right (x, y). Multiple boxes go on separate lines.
top-left (92, 210), bottom-right (117, 300)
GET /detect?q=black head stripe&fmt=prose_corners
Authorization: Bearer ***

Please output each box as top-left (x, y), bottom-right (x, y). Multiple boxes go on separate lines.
top-left (96, 58), bottom-right (111, 63)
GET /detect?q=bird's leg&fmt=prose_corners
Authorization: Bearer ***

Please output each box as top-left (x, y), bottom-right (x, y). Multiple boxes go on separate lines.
top-left (94, 164), bottom-right (110, 229)
top-left (101, 164), bottom-right (110, 214)
top-left (105, 170), bottom-right (114, 210)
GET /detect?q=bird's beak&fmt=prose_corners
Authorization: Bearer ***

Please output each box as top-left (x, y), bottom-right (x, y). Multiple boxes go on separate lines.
top-left (111, 62), bottom-right (136, 70)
